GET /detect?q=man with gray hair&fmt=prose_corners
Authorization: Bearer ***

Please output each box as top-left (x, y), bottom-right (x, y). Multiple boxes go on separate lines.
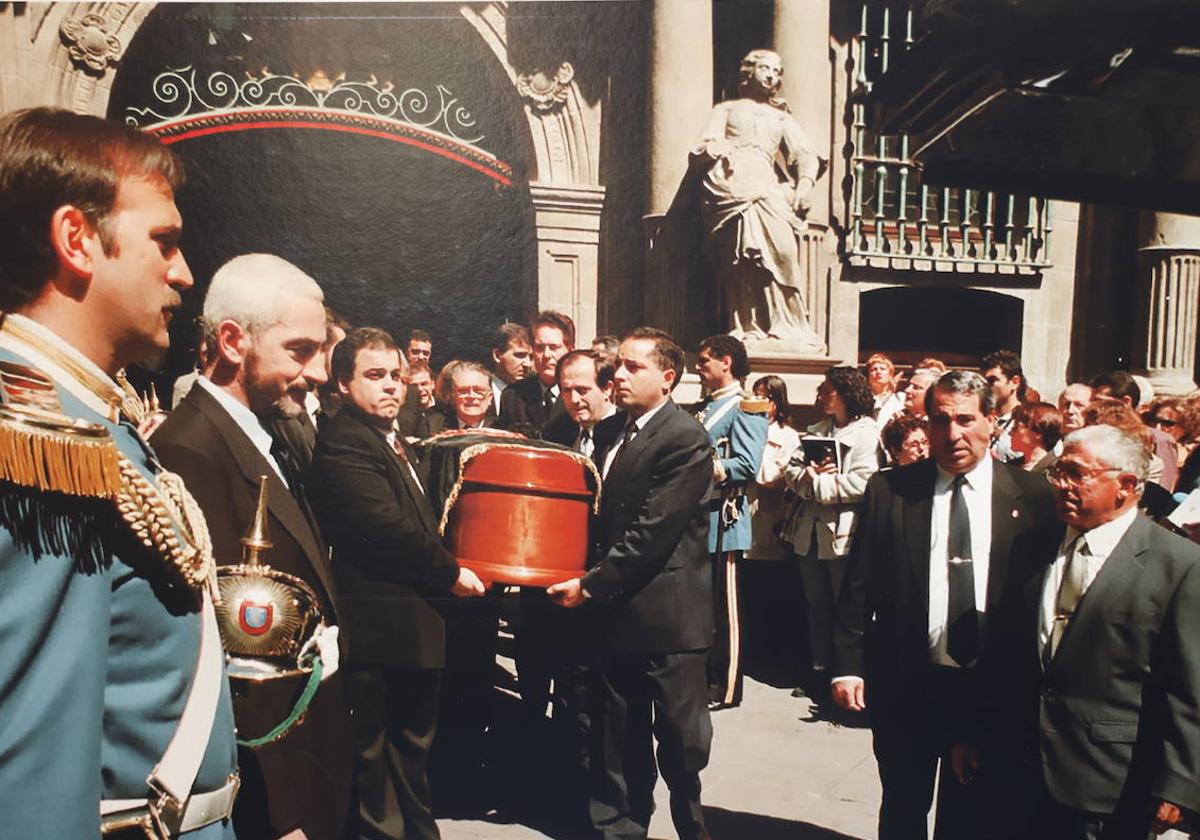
top-left (153, 253), bottom-right (353, 840)
top-left (832, 370), bottom-right (1059, 839)
top-left (981, 424), bottom-right (1200, 839)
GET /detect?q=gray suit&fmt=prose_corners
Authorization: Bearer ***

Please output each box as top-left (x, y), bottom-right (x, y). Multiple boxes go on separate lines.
top-left (998, 514), bottom-right (1200, 837)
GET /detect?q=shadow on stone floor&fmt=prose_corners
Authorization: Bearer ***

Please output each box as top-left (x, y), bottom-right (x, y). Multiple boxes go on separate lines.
top-left (697, 806), bottom-right (866, 840)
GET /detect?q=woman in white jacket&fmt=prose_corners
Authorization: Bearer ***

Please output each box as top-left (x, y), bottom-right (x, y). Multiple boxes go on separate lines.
top-left (782, 366), bottom-right (880, 682)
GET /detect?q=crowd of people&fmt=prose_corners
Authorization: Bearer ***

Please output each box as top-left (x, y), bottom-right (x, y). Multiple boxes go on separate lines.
top-left (2, 106), bottom-right (1200, 840)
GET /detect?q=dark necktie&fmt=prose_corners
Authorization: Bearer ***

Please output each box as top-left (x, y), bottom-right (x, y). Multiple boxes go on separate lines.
top-left (1047, 535), bottom-right (1087, 663)
top-left (946, 474), bottom-right (979, 666)
top-left (270, 432), bottom-right (311, 517)
top-left (543, 386), bottom-right (556, 415)
top-left (606, 421), bottom-right (638, 477)
top-left (577, 427), bottom-right (594, 458)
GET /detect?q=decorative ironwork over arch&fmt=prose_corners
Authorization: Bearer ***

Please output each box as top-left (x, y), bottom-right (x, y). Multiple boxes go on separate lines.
top-left (124, 66), bottom-right (513, 187)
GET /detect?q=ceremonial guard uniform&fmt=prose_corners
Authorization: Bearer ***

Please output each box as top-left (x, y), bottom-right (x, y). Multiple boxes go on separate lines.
top-left (694, 383), bottom-right (767, 708)
top-left (0, 313), bottom-right (239, 838)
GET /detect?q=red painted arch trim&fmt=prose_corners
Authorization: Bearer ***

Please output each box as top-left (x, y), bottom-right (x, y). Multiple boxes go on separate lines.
top-left (149, 112), bottom-right (513, 187)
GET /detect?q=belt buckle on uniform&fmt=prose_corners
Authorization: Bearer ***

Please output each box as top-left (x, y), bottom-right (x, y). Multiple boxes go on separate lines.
top-left (146, 779), bottom-right (182, 840)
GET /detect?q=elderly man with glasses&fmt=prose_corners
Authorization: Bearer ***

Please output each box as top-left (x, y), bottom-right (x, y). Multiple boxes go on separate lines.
top-left (981, 424), bottom-right (1200, 840)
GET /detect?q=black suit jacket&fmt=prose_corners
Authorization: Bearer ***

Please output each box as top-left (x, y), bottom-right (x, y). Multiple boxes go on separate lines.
top-left (582, 401), bottom-right (714, 655)
top-left (835, 459), bottom-right (1059, 732)
top-left (152, 382), bottom-right (352, 840)
top-left (498, 374), bottom-right (573, 440)
top-left (997, 514), bottom-right (1200, 817)
top-left (307, 405), bottom-right (460, 669)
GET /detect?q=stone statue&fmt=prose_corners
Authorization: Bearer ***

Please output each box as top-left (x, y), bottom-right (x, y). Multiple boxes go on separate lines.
top-left (692, 49), bottom-right (826, 354)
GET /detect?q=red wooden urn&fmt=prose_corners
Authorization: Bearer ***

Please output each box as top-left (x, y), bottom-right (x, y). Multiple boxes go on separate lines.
top-left (442, 444), bottom-right (598, 587)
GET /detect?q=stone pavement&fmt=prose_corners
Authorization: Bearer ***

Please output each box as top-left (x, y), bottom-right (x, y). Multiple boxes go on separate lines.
top-left (437, 675), bottom-right (881, 840)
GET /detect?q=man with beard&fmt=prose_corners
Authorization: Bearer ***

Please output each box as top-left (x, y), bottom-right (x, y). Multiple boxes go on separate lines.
top-left (153, 253), bottom-right (352, 840)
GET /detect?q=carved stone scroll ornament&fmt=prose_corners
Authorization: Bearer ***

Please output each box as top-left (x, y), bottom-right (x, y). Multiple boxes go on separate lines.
top-left (60, 13), bottom-right (122, 76)
top-left (516, 62), bottom-right (574, 112)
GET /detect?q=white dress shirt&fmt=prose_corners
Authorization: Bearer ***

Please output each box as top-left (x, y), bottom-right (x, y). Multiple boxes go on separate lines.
top-left (490, 374), bottom-right (507, 415)
top-left (197, 376), bottom-right (287, 486)
top-left (577, 405), bottom-right (616, 458)
top-left (602, 399), bottom-right (668, 479)
top-left (385, 429), bottom-right (426, 494)
top-left (1037, 506), bottom-right (1138, 657)
top-left (928, 455), bottom-right (994, 667)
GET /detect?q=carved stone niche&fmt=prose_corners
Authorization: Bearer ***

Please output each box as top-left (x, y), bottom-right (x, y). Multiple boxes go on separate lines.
top-left (59, 12), bottom-right (122, 77)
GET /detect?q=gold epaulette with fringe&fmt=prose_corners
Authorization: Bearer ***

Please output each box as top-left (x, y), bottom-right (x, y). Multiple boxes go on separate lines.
top-left (0, 360), bottom-right (215, 595)
top-left (0, 361), bottom-right (122, 497)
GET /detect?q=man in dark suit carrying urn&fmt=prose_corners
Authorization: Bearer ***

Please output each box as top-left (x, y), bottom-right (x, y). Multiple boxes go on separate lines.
top-left (549, 327), bottom-right (715, 840)
top-left (307, 327), bottom-right (486, 840)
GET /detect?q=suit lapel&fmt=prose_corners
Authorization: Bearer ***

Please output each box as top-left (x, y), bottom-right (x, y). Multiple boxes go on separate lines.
top-left (606, 400), bottom-right (675, 483)
top-left (591, 412), bottom-right (625, 469)
top-left (187, 386), bottom-right (338, 606)
top-left (903, 460), bottom-right (936, 620)
top-left (986, 463), bottom-right (1024, 612)
top-left (1049, 516), bottom-right (1146, 668)
top-left (386, 430), bottom-right (439, 534)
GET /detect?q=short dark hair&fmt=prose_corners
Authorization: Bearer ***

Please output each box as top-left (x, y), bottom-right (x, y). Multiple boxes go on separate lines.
top-left (752, 374), bottom-right (791, 424)
top-left (699, 334), bottom-right (751, 379)
top-left (331, 327), bottom-right (398, 385)
top-left (0, 107), bottom-right (184, 310)
top-left (592, 335), bottom-right (620, 355)
top-left (824, 366), bottom-right (874, 420)
top-left (926, 370), bottom-right (997, 416)
top-left (882, 413), bottom-right (929, 458)
top-left (981, 349), bottom-right (1026, 399)
top-left (1088, 370), bottom-right (1140, 407)
top-left (622, 326), bottom-right (685, 387)
top-left (325, 307), bottom-right (351, 335)
top-left (532, 310), bottom-right (576, 349)
top-left (1012, 401), bottom-right (1063, 451)
top-left (491, 321), bottom-right (531, 356)
top-left (557, 349), bottom-right (615, 389)
top-left (409, 329), bottom-right (432, 345)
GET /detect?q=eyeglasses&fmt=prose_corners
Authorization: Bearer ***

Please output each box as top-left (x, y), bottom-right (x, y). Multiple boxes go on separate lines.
top-left (454, 387), bottom-right (490, 399)
top-left (1045, 462), bottom-right (1123, 487)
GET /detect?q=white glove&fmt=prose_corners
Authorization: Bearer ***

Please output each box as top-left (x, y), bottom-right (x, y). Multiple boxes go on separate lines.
top-left (299, 623), bottom-right (340, 682)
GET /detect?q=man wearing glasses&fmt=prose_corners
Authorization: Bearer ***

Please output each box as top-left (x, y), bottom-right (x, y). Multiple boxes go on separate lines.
top-left (832, 370), bottom-right (1058, 839)
top-left (446, 363), bottom-right (495, 430)
top-left (985, 425), bottom-right (1200, 839)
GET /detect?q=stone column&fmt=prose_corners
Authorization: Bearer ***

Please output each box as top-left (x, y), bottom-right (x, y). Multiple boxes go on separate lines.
top-left (771, 0), bottom-right (835, 353)
top-left (1134, 212), bottom-right (1200, 395)
top-left (773, 0), bottom-right (832, 225)
top-left (643, 0), bottom-right (713, 342)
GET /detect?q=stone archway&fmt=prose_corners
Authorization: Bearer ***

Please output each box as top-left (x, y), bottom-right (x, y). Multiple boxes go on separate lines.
top-left (17, 0), bottom-right (606, 344)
